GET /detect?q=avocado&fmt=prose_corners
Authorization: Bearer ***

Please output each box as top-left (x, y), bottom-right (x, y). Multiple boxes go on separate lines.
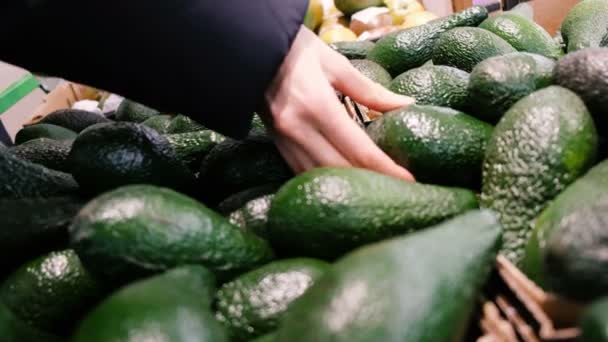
top-left (251, 114), bottom-right (266, 132)
top-left (199, 131), bottom-right (292, 205)
top-left (580, 297), bottom-right (608, 342)
top-left (167, 114), bottom-right (207, 133)
top-left (560, 0), bottom-right (608, 53)
top-left (275, 210), bottom-right (502, 342)
top-left (432, 27), bottom-right (517, 72)
top-left (252, 333), bottom-right (276, 342)
top-left (367, 6), bottom-right (488, 76)
top-left (8, 138), bottom-right (73, 172)
top-left (554, 48), bottom-right (608, 133)
top-left (0, 148), bottom-right (78, 199)
top-left (0, 302), bottom-right (61, 342)
top-left (14, 124), bottom-right (77, 145)
top-left (350, 59), bottom-right (392, 88)
top-left (1, 250), bottom-right (102, 335)
top-left (367, 105), bottom-right (493, 188)
top-left (68, 122), bottom-right (195, 195)
top-left (479, 13), bottom-right (563, 59)
top-left (165, 130), bottom-right (225, 170)
top-left (229, 194), bottom-right (275, 239)
top-left (602, 30), bottom-right (608, 47)
top-left (334, 0), bottom-right (383, 16)
top-left (39, 109), bottom-right (111, 133)
top-left (329, 41), bottom-right (375, 59)
top-left (115, 99), bottom-right (160, 122)
top-left (522, 160), bottom-right (608, 289)
top-left (218, 184), bottom-right (280, 214)
top-left (69, 185), bottom-right (274, 283)
top-left (0, 196), bottom-right (83, 272)
top-left (73, 266), bottom-right (227, 342)
top-left (481, 86), bottom-right (598, 266)
top-left (468, 52), bottom-right (555, 123)
top-left (388, 65), bottom-right (470, 110)
top-left (268, 167), bottom-right (478, 259)
top-left (141, 114), bottom-right (173, 134)
top-left (216, 258), bottom-right (329, 340)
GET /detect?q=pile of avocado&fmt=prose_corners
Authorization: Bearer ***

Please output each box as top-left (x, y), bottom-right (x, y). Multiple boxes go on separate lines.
top-left (4, 1), bottom-right (608, 341)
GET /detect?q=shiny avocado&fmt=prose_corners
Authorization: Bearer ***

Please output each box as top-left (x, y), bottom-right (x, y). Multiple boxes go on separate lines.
top-left (329, 41), bottom-right (375, 60)
top-left (39, 109), bottom-right (111, 133)
top-left (115, 99), bottom-right (160, 123)
top-left (141, 114), bottom-right (173, 134)
top-left (560, 0), bottom-right (608, 53)
top-left (14, 124), bottom-right (77, 145)
top-left (481, 86), bottom-right (598, 266)
top-left (229, 194), bottom-right (275, 239)
top-left (350, 59), bottom-right (392, 88)
top-left (8, 138), bottom-right (73, 173)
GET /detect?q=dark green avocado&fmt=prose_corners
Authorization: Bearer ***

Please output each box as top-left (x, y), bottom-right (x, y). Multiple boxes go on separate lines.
top-left (167, 114), bottom-right (207, 133)
top-left (216, 258), bottom-right (329, 340)
top-left (0, 148), bottom-right (78, 199)
top-left (275, 210), bottom-right (502, 342)
top-left (8, 138), bottom-right (73, 173)
top-left (229, 193), bottom-right (275, 239)
top-left (468, 52), bottom-right (555, 123)
top-left (0, 302), bottom-right (61, 342)
top-left (367, 105), bottom-right (493, 188)
top-left (14, 124), bottom-right (77, 145)
top-left (481, 86), bottom-right (598, 266)
top-left (218, 184), bottom-right (280, 214)
top-left (554, 48), bottom-right (608, 133)
top-left (350, 59), bottom-right (392, 87)
top-left (141, 114), bottom-right (173, 134)
top-left (580, 297), bottom-right (608, 342)
top-left (388, 65), bottom-right (470, 110)
top-left (0, 250), bottom-right (102, 335)
top-left (115, 99), bottom-right (160, 122)
top-left (164, 130), bottom-right (225, 171)
top-left (69, 185), bottom-right (274, 283)
top-left (367, 6), bottom-right (488, 76)
top-left (479, 13), bottom-right (563, 59)
top-left (39, 109), bottom-right (111, 132)
top-left (72, 266), bottom-right (227, 342)
top-left (329, 41), bottom-right (375, 59)
top-left (68, 122), bottom-right (195, 195)
top-left (268, 167), bottom-right (478, 259)
top-left (432, 27), bottom-right (517, 72)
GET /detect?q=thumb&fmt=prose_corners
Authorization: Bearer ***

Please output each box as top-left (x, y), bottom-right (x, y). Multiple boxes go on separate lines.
top-left (327, 55), bottom-right (415, 112)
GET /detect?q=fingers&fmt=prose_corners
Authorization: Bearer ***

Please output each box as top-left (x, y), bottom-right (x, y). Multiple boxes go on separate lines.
top-left (325, 52), bottom-right (415, 112)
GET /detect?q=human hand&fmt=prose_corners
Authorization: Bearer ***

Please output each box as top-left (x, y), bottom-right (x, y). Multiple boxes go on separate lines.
top-left (263, 26), bottom-right (416, 181)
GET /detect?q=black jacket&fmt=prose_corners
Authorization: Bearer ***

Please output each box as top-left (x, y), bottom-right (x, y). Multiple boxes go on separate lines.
top-left (1, 0), bottom-right (309, 138)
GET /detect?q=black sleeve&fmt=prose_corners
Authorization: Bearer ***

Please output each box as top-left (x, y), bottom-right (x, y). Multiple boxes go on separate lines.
top-left (1, 0), bottom-right (309, 138)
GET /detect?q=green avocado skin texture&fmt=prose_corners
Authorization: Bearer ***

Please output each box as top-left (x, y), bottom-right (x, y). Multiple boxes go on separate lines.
top-left (329, 41), bottom-right (375, 59)
top-left (481, 86), bottom-right (598, 266)
top-left (479, 13), bottom-right (563, 59)
top-left (0, 196), bottom-right (83, 271)
top-left (0, 148), bottom-right (78, 199)
top-left (368, 105), bottom-right (492, 188)
top-left (14, 124), bottom-right (77, 145)
top-left (165, 130), bottom-right (225, 170)
top-left (167, 114), bottom-right (207, 134)
top-left (73, 266), bottom-right (228, 342)
top-left (389, 65), bottom-right (470, 110)
top-left (69, 185), bottom-right (274, 284)
top-left (8, 138), bottom-right (73, 173)
top-left (268, 168), bottom-right (478, 259)
top-left (229, 194), bottom-right (275, 239)
top-left (68, 122), bottom-right (194, 195)
top-left (522, 160), bottom-right (608, 289)
top-left (367, 6), bottom-right (488, 76)
top-left (141, 115), bottom-right (172, 134)
top-left (1, 250), bottom-right (102, 335)
top-left (561, 0), bottom-right (608, 53)
top-left (350, 59), bottom-right (392, 88)
top-left (216, 258), bottom-right (329, 341)
top-left (218, 184), bottom-right (279, 214)
top-left (115, 99), bottom-right (160, 123)
top-left (199, 131), bottom-right (292, 204)
top-left (554, 48), bottom-right (608, 132)
top-left (0, 302), bottom-right (61, 342)
top-left (468, 52), bottom-right (555, 123)
top-left (276, 210), bottom-right (502, 342)
top-left (580, 297), bottom-right (608, 342)
top-left (433, 27), bottom-right (517, 72)
top-left (39, 109), bottom-right (111, 133)
top-left (251, 333), bottom-right (276, 342)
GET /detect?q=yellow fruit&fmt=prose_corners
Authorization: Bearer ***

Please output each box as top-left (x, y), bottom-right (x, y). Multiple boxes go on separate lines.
top-left (320, 26), bottom-right (358, 44)
top-left (319, 16), bottom-right (350, 35)
top-left (385, 0), bottom-right (425, 24)
top-left (304, 0), bottom-right (324, 31)
top-left (401, 11), bottom-right (438, 29)
top-left (335, 0), bottom-right (384, 16)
